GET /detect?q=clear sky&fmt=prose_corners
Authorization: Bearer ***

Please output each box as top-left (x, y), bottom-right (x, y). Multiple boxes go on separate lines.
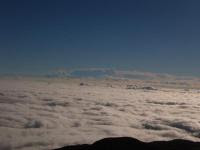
top-left (0, 0), bottom-right (200, 76)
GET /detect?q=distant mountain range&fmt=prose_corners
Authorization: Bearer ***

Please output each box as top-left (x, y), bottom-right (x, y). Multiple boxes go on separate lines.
top-left (44, 68), bottom-right (199, 81)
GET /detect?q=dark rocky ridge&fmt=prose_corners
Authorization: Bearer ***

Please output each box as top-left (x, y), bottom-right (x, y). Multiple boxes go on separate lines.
top-left (53, 137), bottom-right (200, 150)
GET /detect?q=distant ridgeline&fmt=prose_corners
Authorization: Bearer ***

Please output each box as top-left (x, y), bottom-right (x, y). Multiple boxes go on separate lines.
top-left (45, 68), bottom-right (185, 80)
top-left (70, 69), bottom-right (114, 78)
top-left (45, 68), bottom-right (115, 78)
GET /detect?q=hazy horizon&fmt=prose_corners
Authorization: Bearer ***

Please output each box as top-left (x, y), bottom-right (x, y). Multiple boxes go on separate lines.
top-left (1, 67), bottom-right (200, 79)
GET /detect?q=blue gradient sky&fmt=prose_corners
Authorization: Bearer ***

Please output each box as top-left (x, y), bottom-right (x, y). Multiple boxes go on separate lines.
top-left (0, 0), bottom-right (200, 75)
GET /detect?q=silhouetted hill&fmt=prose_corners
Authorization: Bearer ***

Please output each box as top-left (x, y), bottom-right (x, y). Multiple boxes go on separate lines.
top-left (53, 137), bottom-right (200, 150)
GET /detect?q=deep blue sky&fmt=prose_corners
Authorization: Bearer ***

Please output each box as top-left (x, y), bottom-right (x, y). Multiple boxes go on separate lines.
top-left (0, 0), bottom-right (200, 76)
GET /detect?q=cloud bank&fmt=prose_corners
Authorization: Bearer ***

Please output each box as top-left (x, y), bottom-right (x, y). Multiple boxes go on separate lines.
top-left (0, 78), bottom-right (200, 150)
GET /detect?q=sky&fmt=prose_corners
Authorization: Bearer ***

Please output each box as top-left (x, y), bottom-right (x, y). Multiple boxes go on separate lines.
top-left (0, 0), bottom-right (200, 76)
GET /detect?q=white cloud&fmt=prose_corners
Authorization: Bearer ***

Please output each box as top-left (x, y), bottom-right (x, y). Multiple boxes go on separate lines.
top-left (0, 77), bottom-right (200, 149)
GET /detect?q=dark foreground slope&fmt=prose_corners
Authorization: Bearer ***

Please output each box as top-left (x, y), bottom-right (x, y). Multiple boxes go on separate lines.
top-left (54, 137), bottom-right (200, 150)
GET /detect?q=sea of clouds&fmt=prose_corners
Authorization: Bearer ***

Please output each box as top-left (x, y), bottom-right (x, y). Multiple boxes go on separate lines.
top-left (0, 77), bottom-right (200, 150)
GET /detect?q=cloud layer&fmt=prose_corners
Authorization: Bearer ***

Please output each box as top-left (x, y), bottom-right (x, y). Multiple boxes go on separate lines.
top-left (0, 78), bottom-right (200, 150)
